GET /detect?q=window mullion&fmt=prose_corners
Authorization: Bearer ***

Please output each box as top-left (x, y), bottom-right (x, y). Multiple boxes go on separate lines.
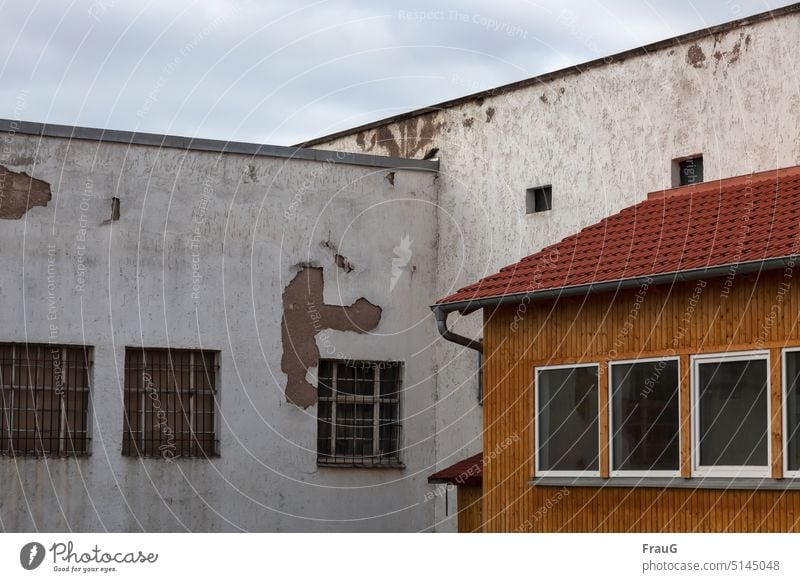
top-left (373, 366), bottom-right (380, 461)
top-left (189, 351), bottom-right (195, 456)
top-left (330, 363), bottom-right (338, 458)
top-left (58, 346), bottom-right (66, 456)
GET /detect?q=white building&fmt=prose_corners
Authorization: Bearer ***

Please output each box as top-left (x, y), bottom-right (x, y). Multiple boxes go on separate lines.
top-left (1, 4), bottom-right (800, 531)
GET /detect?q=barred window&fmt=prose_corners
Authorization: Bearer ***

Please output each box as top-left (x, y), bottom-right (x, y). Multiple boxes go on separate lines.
top-left (123, 348), bottom-right (218, 459)
top-left (0, 343), bottom-right (91, 456)
top-left (317, 360), bottom-right (402, 466)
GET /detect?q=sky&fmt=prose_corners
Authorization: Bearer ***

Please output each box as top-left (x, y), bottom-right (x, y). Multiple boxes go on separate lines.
top-left (0, 0), bottom-right (794, 146)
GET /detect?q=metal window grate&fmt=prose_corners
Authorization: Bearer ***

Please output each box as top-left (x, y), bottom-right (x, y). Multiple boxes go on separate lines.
top-left (317, 360), bottom-right (402, 467)
top-left (0, 343), bottom-right (91, 456)
top-left (122, 347), bottom-right (218, 459)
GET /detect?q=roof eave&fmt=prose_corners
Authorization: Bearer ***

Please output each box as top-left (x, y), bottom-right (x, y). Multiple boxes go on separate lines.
top-left (433, 256), bottom-right (798, 314)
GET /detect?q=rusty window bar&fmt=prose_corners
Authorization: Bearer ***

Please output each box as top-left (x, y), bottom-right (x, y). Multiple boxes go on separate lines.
top-left (122, 347), bottom-right (219, 459)
top-left (0, 343), bottom-right (91, 457)
top-left (317, 360), bottom-right (402, 467)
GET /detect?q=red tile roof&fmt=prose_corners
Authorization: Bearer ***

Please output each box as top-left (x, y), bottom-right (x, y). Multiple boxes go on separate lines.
top-left (428, 453), bottom-right (482, 486)
top-left (437, 166), bottom-right (800, 306)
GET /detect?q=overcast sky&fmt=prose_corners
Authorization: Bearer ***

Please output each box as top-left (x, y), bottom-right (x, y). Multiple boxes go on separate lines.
top-left (0, 0), bottom-right (793, 146)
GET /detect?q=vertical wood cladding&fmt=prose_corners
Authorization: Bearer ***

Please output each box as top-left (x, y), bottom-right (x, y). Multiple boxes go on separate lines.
top-left (457, 486), bottom-right (483, 533)
top-left (482, 270), bottom-right (800, 532)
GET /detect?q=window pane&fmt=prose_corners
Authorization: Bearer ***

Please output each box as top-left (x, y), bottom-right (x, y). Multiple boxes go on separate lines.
top-left (697, 358), bottom-right (767, 467)
top-left (611, 360), bottom-right (679, 472)
top-left (354, 364), bottom-right (374, 396)
top-left (335, 402), bottom-right (355, 456)
top-left (380, 363), bottom-right (400, 396)
top-left (353, 404), bottom-right (374, 456)
top-left (537, 366), bottom-right (599, 472)
top-left (379, 402), bottom-right (399, 456)
top-left (785, 352), bottom-right (800, 471)
top-left (317, 361), bottom-right (333, 398)
top-left (336, 363), bottom-right (355, 395)
top-left (317, 400), bottom-right (332, 457)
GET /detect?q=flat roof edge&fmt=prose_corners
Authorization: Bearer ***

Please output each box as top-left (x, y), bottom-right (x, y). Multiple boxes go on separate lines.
top-left (297, 2), bottom-right (800, 147)
top-left (0, 119), bottom-right (439, 171)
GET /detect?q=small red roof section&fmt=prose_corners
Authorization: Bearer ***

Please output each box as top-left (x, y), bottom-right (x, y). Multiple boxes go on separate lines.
top-left (437, 166), bottom-right (800, 306)
top-left (428, 453), bottom-right (482, 486)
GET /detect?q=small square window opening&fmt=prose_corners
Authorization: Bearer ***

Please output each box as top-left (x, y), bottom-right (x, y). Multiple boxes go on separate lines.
top-left (673, 156), bottom-right (704, 187)
top-left (526, 185), bottom-right (552, 214)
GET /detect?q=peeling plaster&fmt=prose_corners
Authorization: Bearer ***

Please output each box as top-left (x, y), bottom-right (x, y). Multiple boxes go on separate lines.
top-left (712, 32), bottom-right (749, 68)
top-left (321, 238), bottom-right (355, 272)
top-left (0, 165), bottom-right (51, 219)
top-left (280, 267), bottom-right (381, 407)
top-left (334, 254), bottom-right (354, 273)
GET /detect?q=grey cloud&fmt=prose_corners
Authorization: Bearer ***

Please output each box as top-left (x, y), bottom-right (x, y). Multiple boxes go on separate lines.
top-left (0, 0), bottom-right (791, 146)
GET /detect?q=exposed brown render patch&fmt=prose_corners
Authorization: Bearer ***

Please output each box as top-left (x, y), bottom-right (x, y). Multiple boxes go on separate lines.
top-left (280, 267), bottom-right (381, 407)
top-left (349, 115), bottom-right (443, 158)
top-left (686, 44), bottom-right (706, 68)
top-left (0, 165), bottom-right (51, 219)
top-left (375, 125), bottom-right (401, 158)
top-left (485, 107), bottom-right (496, 122)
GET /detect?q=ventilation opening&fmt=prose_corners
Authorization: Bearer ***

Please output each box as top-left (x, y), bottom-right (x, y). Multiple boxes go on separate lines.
top-left (526, 185), bottom-right (552, 214)
top-left (673, 155), bottom-right (704, 187)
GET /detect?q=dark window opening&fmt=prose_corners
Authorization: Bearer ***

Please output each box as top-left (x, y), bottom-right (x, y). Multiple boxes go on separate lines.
top-left (526, 185), bottom-right (552, 214)
top-left (786, 350), bottom-right (800, 472)
top-left (675, 156), bottom-right (704, 186)
top-left (317, 360), bottom-right (402, 466)
top-left (696, 357), bottom-right (767, 468)
top-left (610, 359), bottom-right (680, 472)
top-left (122, 347), bottom-right (219, 459)
top-left (536, 365), bottom-right (599, 473)
top-left (0, 343), bottom-right (91, 456)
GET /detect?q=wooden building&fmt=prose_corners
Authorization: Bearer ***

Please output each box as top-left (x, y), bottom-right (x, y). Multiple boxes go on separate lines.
top-left (432, 166), bottom-right (800, 532)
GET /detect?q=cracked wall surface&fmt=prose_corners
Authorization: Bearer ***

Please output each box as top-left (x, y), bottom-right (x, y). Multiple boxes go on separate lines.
top-left (0, 132), bottom-right (439, 533)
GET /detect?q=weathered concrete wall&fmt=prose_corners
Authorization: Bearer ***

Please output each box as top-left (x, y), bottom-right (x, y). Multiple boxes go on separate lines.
top-left (308, 14), bottom-right (800, 531)
top-left (0, 132), bottom-right (440, 532)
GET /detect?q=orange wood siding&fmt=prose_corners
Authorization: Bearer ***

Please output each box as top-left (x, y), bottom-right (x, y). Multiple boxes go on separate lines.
top-left (457, 486), bottom-right (483, 532)
top-left (482, 270), bottom-right (800, 532)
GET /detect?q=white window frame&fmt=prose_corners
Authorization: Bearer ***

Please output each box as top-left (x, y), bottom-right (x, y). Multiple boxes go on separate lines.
top-left (608, 356), bottom-right (681, 478)
top-left (782, 347), bottom-right (800, 478)
top-left (534, 362), bottom-right (601, 478)
top-left (691, 350), bottom-right (771, 478)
